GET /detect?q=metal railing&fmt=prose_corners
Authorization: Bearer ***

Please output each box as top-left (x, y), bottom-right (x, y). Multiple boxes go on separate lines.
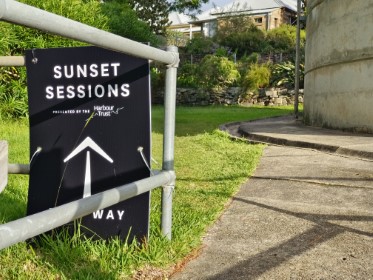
top-left (0, 0), bottom-right (178, 249)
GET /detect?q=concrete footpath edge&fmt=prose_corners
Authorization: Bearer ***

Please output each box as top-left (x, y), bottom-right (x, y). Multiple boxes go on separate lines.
top-left (219, 115), bottom-right (373, 160)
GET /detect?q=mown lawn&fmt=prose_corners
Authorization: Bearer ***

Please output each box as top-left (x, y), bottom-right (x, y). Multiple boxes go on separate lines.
top-left (0, 105), bottom-right (294, 279)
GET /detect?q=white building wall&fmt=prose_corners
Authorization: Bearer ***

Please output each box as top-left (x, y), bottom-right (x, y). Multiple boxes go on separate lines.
top-left (304, 0), bottom-right (373, 133)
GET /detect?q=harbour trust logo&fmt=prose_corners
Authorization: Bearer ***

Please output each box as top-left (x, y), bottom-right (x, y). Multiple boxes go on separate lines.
top-left (93, 105), bottom-right (124, 117)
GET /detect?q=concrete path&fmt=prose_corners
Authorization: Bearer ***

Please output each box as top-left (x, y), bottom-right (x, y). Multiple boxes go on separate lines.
top-left (171, 116), bottom-right (373, 280)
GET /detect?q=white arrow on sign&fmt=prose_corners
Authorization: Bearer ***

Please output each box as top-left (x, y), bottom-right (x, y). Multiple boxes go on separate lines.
top-left (64, 136), bottom-right (114, 198)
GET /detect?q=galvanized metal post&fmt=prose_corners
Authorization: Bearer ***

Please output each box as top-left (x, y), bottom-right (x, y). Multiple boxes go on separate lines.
top-left (8, 163), bottom-right (29, 174)
top-left (161, 46), bottom-right (178, 240)
top-left (0, 141), bottom-right (8, 193)
top-left (0, 56), bottom-right (25, 66)
top-left (294, 0), bottom-right (301, 118)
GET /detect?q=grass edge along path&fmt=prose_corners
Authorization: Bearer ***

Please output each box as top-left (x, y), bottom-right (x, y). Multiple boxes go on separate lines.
top-left (0, 106), bottom-right (295, 279)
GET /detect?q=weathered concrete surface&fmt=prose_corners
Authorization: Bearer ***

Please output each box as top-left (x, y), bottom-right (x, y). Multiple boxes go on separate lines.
top-left (0, 141), bottom-right (8, 193)
top-left (304, 0), bottom-right (373, 133)
top-left (171, 117), bottom-right (373, 280)
top-left (224, 115), bottom-right (373, 160)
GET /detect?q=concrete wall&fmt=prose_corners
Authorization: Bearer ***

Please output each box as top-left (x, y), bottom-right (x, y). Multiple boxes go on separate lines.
top-left (304, 0), bottom-right (373, 133)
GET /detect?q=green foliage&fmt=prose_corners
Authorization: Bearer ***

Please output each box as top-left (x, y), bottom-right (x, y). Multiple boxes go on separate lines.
top-left (150, 65), bottom-right (165, 93)
top-left (242, 52), bottom-right (260, 65)
top-left (218, 25), bottom-right (268, 58)
top-left (215, 47), bottom-right (229, 57)
top-left (215, 14), bottom-right (269, 58)
top-left (16, 0), bottom-right (108, 49)
top-left (127, 0), bottom-right (170, 35)
top-left (101, 1), bottom-right (159, 45)
top-left (177, 57), bottom-right (240, 89)
top-left (197, 55), bottom-right (240, 90)
top-left (271, 62), bottom-right (304, 89)
top-left (177, 63), bottom-right (199, 88)
top-left (184, 36), bottom-right (216, 55)
top-left (0, 67), bottom-right (28, 119)
top-left (165, 30), bottom-right (189, 47)
top-left (236, 52), bottom-right (260, 78)
top-left (0, 0), bottom-right (109, 120)
top-left (242, 63), bottom-right (271, 92)
top-left (266, 24), bottom-right (306, 53)
top-left (216, 14), bottom-right (255, 41)
top-left (170, 0), bottom-right (209, 14)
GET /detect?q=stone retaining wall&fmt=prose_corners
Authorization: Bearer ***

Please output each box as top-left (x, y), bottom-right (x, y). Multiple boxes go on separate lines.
top-left (153, 87), bottom-right (304, 106)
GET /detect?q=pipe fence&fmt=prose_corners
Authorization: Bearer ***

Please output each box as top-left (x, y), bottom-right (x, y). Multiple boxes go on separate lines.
top-left (0, 0), bottom-right (178, 249)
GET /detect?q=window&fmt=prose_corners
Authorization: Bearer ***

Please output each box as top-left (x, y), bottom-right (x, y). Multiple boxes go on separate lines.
top-left (254, 17), bottom-right (263, 24)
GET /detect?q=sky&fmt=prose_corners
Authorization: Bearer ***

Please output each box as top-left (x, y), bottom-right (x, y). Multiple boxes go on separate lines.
top-left (200, 0), bottom-right (297, 12)
top-left (200, 0), bottom-right (232, 11)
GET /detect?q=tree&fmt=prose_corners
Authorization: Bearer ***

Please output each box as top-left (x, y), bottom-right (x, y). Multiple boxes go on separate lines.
top-left (170, 0), bottom-right (209, 15)
top-left (218, 24), bottom-right (268, 58)
top-left (215, 14), bottom-right (255, 42)
top-left (127, 0), bottom-right (170, 35)
top-left (103, 0), bottom-right (209, 35)
top-left (215, 12), bottom-right (269, 58)
top-left (184, 37), bottom-right (216, 55)
top-left (128, 0), bottom-right (210, 34)
top-left (101, 1), bottom-right (158, 44)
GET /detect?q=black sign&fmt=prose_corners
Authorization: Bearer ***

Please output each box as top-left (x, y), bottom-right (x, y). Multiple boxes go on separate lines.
top-left (26, 46), bottom-right (151, 241)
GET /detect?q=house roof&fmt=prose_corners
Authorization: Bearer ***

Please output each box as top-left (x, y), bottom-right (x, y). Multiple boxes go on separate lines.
top-left (169, 0), bottom-right (297, 26)
top-left (168, 11), bottom-right (193, 26)
top-left (211, 0), bottom-right (296, 15)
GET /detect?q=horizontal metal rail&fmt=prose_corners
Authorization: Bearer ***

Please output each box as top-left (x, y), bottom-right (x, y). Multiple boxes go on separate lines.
top-left (8, 163), bottom-right (29, 174)
top-left (0, 0), bottom-right (178, 66)
top-left (0, 170), bottom-right (175, 250)
top-left (0, 56), bottom-right (25, 66)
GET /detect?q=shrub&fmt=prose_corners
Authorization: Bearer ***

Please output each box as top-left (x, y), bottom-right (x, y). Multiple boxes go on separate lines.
top-left (150, 65), bottom-right (165, 92)
top-left (0, 0), bottom-right (110, 119)
top-left (218, 24), bottom-right (268, 58)
top-left (241, 63), bottom-right (270, 93)
top-left (184, 37), bottom-right (216, 55)
top-left (165, 30), bottom-right (189, 47)
top-left (236, 52), bottom-right (259, 78)
top-left (266, 24), bottom-right (306, 54)
top-left (271, 62), bottom-right (305, 89)
top-left (177, 63), bottom-right (199, 88)
top-left (197, 55), bottom-right (240, 91)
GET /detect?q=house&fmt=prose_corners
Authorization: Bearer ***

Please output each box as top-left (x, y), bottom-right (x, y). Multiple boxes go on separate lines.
top-left (167, 12), bottom-right (200, 39)
top-left (168, 0), bottom-right (297, 39)
top-left (167, 12), bottom-right (202, 46)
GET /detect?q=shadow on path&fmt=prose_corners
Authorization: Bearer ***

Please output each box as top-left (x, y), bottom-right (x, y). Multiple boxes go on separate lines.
top-left (206, 198), bottom-right (373, 280)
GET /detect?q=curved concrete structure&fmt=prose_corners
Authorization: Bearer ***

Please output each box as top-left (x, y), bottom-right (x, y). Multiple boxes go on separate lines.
top-left (304, 0), bottom-right (373, 133)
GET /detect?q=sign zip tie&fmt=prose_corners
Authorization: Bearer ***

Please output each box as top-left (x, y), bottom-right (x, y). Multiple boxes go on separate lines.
top-left (137, 146), bottom-right (154, 176)
top-left (30, 146), bottom-right (42, 166)
top-left (31, 49), bottom-right (38, 64)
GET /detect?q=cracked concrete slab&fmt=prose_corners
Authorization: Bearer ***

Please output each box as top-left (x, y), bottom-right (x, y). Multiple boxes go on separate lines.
top-left (172, 117), bottom-right (373, 280)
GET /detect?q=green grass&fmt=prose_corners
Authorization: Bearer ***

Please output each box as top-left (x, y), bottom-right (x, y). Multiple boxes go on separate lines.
top-left (152, 105), bottom-right (298, 136)
top-left (0, 105), bottom-right (294, 279)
